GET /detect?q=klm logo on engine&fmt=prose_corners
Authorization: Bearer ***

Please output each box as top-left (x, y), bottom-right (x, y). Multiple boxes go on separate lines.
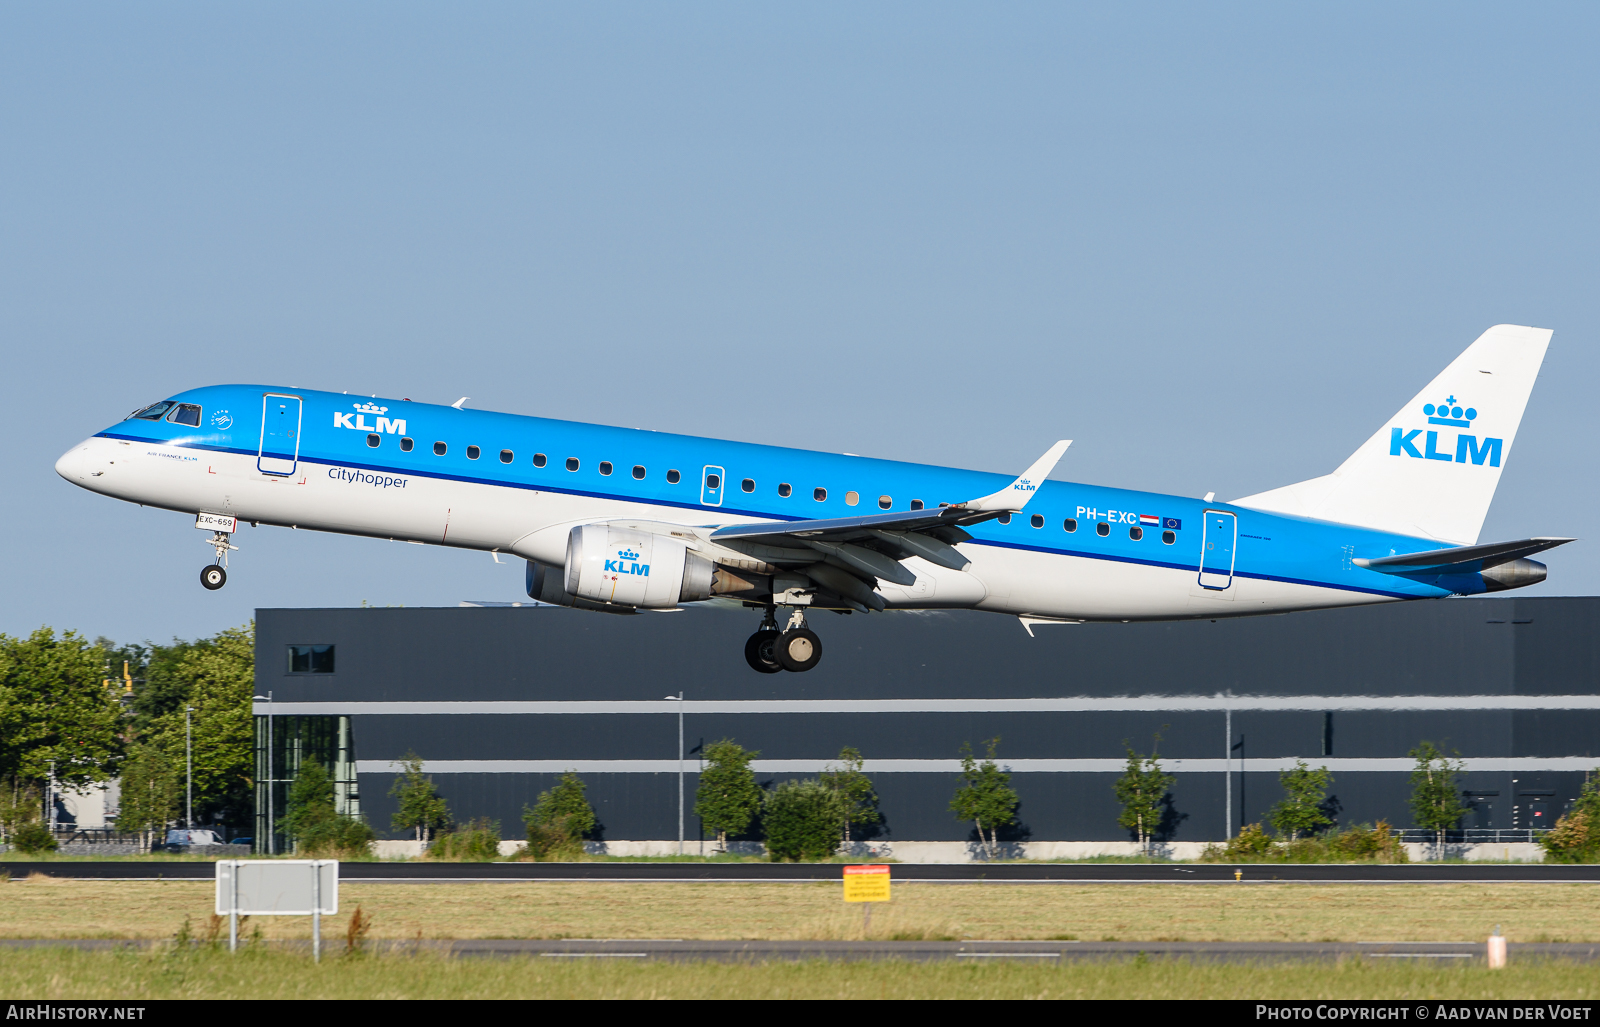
top-left (605, 548), bottom-right (650, 577)
top-left (334, 402), bottom-right (406, 436)
top-left (1390, 396), bottom-right (1501, 467)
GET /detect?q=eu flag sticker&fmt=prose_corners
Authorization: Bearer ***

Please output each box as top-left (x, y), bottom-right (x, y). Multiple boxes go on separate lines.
top-left (1162, 517), bottom-right (1182, 530)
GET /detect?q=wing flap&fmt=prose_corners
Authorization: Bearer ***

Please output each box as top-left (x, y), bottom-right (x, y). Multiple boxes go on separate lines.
top-left (1353, 537), bottom-right (1574, 574)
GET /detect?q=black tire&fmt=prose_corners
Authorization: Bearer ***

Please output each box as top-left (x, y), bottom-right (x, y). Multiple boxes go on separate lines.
top-left (775, 627), bottom-right (822, 673)
top-left (200, 565), bottom-right (227, 590)
top-left (744, 629), bottom-right (783, 674)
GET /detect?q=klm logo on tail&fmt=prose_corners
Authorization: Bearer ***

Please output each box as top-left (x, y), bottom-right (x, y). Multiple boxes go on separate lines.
top-left (1390, 397), bottom-right (1502, 467)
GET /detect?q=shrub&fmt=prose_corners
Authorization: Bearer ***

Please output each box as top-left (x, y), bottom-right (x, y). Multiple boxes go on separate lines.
top-left (427, 819), bottom-right (501, 861)
top-left (521, 772), bottom-right (595, 861)
top-left (1326, 820), bottom-right (1407, 862)
top-left (1200, 821), bottom-right (1408, 863)
top-left (1541, 774), bottom-right (1600, 863)
top-left (764, 779), bottom-right (842, 861)
top-left (9, 822), bottom-right (57, 854)
top-left (281, 760), bottom-right (374, 858)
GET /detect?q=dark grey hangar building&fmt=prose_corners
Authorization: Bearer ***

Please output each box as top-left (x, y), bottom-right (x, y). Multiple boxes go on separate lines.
top-left (252, 598), bottom-right (1600, 850)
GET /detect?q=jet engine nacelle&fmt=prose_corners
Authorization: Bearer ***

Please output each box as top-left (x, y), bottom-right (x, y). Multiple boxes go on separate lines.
top-left (564, 524), bottom-right (714, 609)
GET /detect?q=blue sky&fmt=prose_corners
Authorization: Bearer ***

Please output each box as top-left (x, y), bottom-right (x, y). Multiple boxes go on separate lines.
top-left (3, 3), bottom-right (1597, 644)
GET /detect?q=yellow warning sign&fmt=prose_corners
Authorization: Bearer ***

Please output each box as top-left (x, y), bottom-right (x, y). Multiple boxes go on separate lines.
top-left (843, 864), bottom-right (891, 902)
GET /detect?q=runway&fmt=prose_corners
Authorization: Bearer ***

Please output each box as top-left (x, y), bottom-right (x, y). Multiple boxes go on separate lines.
top-left (3, 860), bottom-right (1597, 882)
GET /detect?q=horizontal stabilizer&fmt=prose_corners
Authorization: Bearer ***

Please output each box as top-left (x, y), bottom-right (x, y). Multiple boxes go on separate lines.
top-left (1354, 537), bottom-right (1574, 574)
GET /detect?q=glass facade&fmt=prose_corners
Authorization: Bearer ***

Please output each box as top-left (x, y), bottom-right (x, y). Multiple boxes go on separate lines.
top-left (253, 714), bottom-right (360, 854)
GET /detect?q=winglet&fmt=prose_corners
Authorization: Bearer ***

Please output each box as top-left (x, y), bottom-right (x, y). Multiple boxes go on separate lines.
top-left (964, 441), bottom-right (1072, 512)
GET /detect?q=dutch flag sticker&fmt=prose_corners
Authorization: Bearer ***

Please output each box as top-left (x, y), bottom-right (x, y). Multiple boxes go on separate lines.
top-left (1139, 514), bottom-right (1160, 526)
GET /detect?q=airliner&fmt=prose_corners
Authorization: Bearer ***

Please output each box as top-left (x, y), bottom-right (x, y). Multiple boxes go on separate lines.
top-left (56, 324), bottom-right (1570, 673)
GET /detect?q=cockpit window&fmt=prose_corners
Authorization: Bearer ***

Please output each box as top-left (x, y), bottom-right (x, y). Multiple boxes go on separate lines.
top-left (165, 404), bottom-right (201, 427)
top-left (129, 401), bottom-right (173, 421)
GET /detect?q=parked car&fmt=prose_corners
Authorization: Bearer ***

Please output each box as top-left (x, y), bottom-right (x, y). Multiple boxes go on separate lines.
top-left (165, 829), bottom-right (224, 847)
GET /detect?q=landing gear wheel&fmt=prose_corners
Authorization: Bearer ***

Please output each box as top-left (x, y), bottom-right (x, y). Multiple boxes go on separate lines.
top-left (776, 628), bottom-right (822, 673)
top-left (200, 565), bottom-right (227, 590)
top-left (744, 629), bottom-right (783, 674)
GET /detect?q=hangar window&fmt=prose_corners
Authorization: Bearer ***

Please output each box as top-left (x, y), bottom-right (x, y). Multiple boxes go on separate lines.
top-left (500, 449), bottom-right (513, 463)
top-left (532, 453), bottom-right (546, 467)
top-left (910, 499), bottom-right (924, 510)
top-left (1063, 518), bottom-right (1077, 533)
top-left (814, 487), bottom-right (827, 502)
top-left (845, 491), bottom-right (859, 506)
top-left (566, 457), bottom-right (580, 471)
top-left (879, 495), bottom-right (892, 510)
top-left (1030, 514), bottom-right (1044, 528)
top-left (632, 465), bottom-right (646, 480)
top-left (997, 513), bottom-right (1011, 525)
top-left (129, 401), bottom-right (173, 420)
top-left (400, 437), bottom-right (414, 452)
top-left (778, 483), bottom-right (792, 498)
top-left (286, 644), bottom-right (335, 675)
top-left (599, 461), bottom-right (613, 476)
top-left (433, 441), bottom-right (447, 456)
top-left (165, 404), bottom-right (202, 427)
top-left (466, 445), bottom-right (481, 461)
top-left (366, 434), bottom-right (380, 448)
top-left (1129, 526), bottom-right (1143, 541)
top-left (741, 478), bottom-right (755, 493)
top-left (1162, 530), bottom-right (1176, 545)
top-left (667, 469), bottom-right (681, 484)
top-left (1096, 522), bottom-right (1110, 537)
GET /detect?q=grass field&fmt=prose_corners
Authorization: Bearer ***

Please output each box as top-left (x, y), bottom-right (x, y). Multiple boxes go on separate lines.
top-left (2, 947), bottom-right (1598, 1000)
top-left (4, 876), bottom-right (1599, 943)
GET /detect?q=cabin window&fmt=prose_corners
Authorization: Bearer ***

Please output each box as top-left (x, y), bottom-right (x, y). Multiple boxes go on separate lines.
top-left (997, 513), bottom-right (1011, 525)
top-left (667, 469), bottom-right (681, 484)
top-left (778, 483), bottom-right (792, 498)
top-left (500, 450), bottom-right (513, 464)
top-left (466, 445), bottom-right (481, 461)
top-left (565, 457), bottom-right (580, 472)
top-left (129, 401), bottom-right (173, 420)
top-left (879, 496), bottom-right (892, 510)
top-left (1063, 518), bottom-right (1077, 533)
top-left (166, 404), bottom-right (202, 427)
top-left (1129, 526), bottom-right (1143, 541)
top-left (366, 434), bottom-right (380, 448)
top-left (845, 491), bottom-right (859, 506)
top-left (1096, 522), bottom-right (1110, 537)
top-left (814, 487), bottom-right (827, 502)
top-left (532, 453), bottom-right (546, 467)
top-left (632, 465), bottom-right (646, 480)
top-left (910, 499), bottom-right (924, 510)
top-left (1030, 514), bottom-right (1044, 528)
top-left (1162, 530), bottom-right (1176, 545)
top-left (400, 437), bottom-right (414, 452)
top-left (705, 473), bottom-right (721, 489)
top-left (599, 461), bottom-right (613, 476)
top-left (286, 644), bottom-right (335, 675)
top-left (433, 441), bottom-right (447, 456)
top-left (741, 478), bottom-right (755, 493)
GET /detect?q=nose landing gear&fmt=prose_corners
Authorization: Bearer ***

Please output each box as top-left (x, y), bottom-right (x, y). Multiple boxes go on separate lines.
top-left (744, 605), bottom-right (823, 674)
top-left (200, 530), bottom-right (237, 591)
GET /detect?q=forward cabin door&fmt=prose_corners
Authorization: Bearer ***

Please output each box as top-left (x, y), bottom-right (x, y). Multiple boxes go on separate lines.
top-left (1197, 510), bottom-right (1237, 590)
top-left (258, 394), bottom-right (303, 476)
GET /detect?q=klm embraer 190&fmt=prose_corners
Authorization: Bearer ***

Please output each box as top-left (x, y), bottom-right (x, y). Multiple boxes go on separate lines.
top-left (56, 324), bottom-right (1572, 673)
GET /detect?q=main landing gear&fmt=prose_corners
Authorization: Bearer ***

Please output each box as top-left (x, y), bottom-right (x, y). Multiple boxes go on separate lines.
top-left (200, 530), bottom-right (237, 591)
top-left (744, 605), bottom-right (823, 674)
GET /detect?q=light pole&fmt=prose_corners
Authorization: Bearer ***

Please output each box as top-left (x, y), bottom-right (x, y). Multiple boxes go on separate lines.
top-left (185, 706), bottom-right (195, 831)
top-left (46, 760), bottom-right (57, 836)
top-left (252, 692), bottom-right (274, 854)
top-left (664, 693), bottom-right (684, 855)
top-left (1222, 701), bottom-right (1231, 840)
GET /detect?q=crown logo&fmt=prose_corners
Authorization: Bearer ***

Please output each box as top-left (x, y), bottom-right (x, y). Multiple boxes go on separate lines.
top-left (1423, 396), bottom-right (1476, 428)
top-left (618, 549), bottom-right (640, 561)
top-left (354, 402), bottom-right (388, 415)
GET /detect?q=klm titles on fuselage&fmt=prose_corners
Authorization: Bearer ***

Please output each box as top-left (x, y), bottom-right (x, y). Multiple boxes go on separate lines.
top-left (334, 402), bottom-right (407, 436)
top-left (1390, 398), bottom-right (1501, 467)
top-left (606, 549), bottom-right (650, 577)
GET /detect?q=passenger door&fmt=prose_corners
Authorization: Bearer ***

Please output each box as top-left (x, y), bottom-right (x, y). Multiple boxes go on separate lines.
top-left (1197, 510), bottom-right (1237, 590)
top-left (258, 394), bottom-right (303, 476)
top-left (700, 465), bottom-right (725, 507)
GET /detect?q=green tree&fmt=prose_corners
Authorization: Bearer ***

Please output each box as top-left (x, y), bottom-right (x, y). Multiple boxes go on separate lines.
top-left (1409, 741), bottom-right (1466, 856)
top-left (1540, 773), bottom-right (1600, 863)
top-left (115, 743), bottom-right (180, 850)
top-left (389, 753), bottom-right (451, 843)
top-left (1114, 736), bottom-right (1175, 853)
top-left (522, 771), bottom-right (596, 860)
top-left (281, 759), bottom-right (374, 857)
top-left (949, 738), bottom-right (1020, 860)
top-left (764, 779), bottom-right (843, 861)
top-left (820, 746), bottom-right (881, 845)
top-left (0, 628), bottom-right (124, 788)
top-left (694, 740), bottom-right (764, 853)
top-left (0, 778), bottom-right (47, 848)
top-left (1269, 760), bottom-right (1334, 841)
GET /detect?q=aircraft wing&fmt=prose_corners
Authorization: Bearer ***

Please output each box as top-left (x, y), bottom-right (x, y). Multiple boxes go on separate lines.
top-left (1353, 537), bottom-right (1575, 574)
top-left (709, 441), bottom-right (1070, 584)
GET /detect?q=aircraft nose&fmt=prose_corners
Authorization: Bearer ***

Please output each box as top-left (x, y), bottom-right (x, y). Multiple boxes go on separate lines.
top-left (55, 441), bottom-right (95, 483)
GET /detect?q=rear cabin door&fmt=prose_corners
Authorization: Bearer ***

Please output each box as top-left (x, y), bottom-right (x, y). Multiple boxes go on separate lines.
top-left (258, 394), bottom-right (303, 476)
top-left (700, 465), bottom-right (725, 507)
top-left (1197, 510), bottom-right (1237, 590)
